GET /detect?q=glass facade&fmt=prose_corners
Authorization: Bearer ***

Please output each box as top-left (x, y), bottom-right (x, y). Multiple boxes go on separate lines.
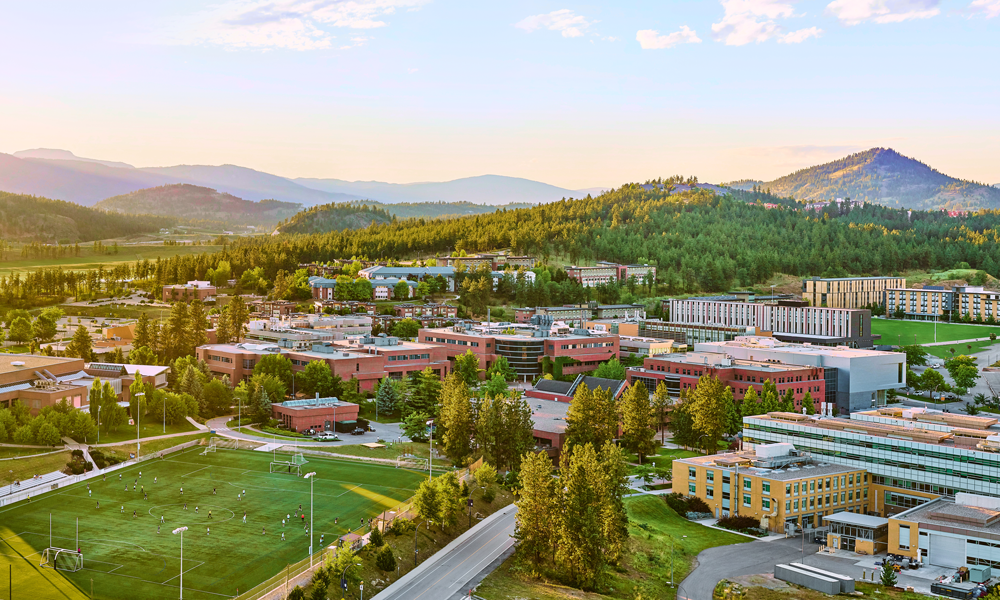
top-left (494, 338), bottom-right (544, 377)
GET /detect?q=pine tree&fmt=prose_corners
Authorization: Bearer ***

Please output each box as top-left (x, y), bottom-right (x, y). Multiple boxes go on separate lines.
top-left (514, 450), bottom-right (558, 564)
top-left (215, 310), bottom-right (232, 345)
top-left (227, 296), bottom-right (250, 341)
top-left (556, 443), bottom-right (605, 588)
top-left (779, 388), bottom-right (796, 412)
top-left (652, 380), bottom-right (671, 444)
top-left (723, 384), bottom-right (742, 436)
top-left (618, 381), bottom-right (656, 464)
top-left (565, 385), bottom-right (617, 450)
top-left (187, 300), bottom-right (209, 352)
top-left (688, 375), bottom-right (730, 454)
top-left (163, 302), bottom-right (190, 362)
top-left (598, 442), bottom-right (630, 565)
top-left (134, 312), bottom-right (153, 350)
top-left (439, 373), bottom-right (474, 465)
top-left (803, 391), bottom-right (816, 415)
top-left (406, 367), bottom-right (441, 417)
top-left (374, 377), bottom-right (400, 415)
top-left (65, 325), bottom-right (93, 360)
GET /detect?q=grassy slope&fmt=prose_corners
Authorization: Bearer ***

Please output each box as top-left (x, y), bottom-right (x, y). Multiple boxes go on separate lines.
top-left (0, 446), bottom-right (424, 600)
top-left (1, 450), bottom-right (72, 482)
top-left (0, 244), bottom-right (222, 278)
top-left (91, 420), bottom-right (199, 445)
top-left (476, 495), bottom-right (749, 600)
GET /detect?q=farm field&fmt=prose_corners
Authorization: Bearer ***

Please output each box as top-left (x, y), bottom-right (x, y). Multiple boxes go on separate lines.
top-left (0, 444), bottom-right (424, 600)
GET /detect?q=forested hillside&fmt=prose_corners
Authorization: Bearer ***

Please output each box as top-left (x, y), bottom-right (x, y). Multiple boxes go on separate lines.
top-left (96, 184), bottom-right (300, 227)
top-left (0, 191), bottom-right (172, 243)
top-left (276, 203), bottom-right (394, 234)
top-left (378, 200), bottom-right (536, 219)
top-left (753, 148), bottom-right (1000, 210)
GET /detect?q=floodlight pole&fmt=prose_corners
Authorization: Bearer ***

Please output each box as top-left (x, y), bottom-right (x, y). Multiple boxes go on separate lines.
top-left (134, 392), bottom-right (145, 459)
top-left (173, 527), bottom-right (188, 599)
top-left (426, 419), bottom-right (434, 480)
top-left (305, 472), bottom-right (317, 568)
top-left (163, 394), bottom-right (166, 434)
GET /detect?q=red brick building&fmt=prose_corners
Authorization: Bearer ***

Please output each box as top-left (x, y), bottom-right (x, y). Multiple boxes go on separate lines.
top-left (626, 351), bottom-right (824, 412)
top-left (393, 303), bottom-right (458, 319)
top-left (162, 281), bottom-right (217, 303)
top-left (272, 397), bottom-right (360, 433)
top-left (419, 325), bottom-right (619, 381)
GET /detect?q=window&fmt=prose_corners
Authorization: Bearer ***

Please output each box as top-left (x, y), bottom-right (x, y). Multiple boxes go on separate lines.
top-left (762, 482), bottom-right (770, 495)
top-left (706, 487), bottom-right (714, 499)
top-left (794, 500), bottom-right (799, 511)
top-left (689, 483), bottom-right (696, 494)
top-left (689, 468), bottom-right (696, 480)
top-left (794, 483), bottom-right (799, 495)
top-left (809, 497), bottom-right (815, 509)
top-left (744, 479), bottom-right (751, 491)
top-left (762, 498), bottom-right (771, 510)
top-left (743, 495), bottom-right (751, 507)
top-left (706, 470), bottom-right (714, 482)
top-left (810, 481), bottom-right (815, 493)
top-left (786, 500), bottom-right (791, 512)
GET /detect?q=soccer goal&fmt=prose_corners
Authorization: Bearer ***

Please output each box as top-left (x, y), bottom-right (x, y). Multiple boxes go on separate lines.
top-left (39, 548), bottom-right (83, 572)
top-left (200, 438), bottom-right (218, 456)
top-left (396, 453), bottom-right (429, 471)
top-left (270, 460), bottom-right (302, 476)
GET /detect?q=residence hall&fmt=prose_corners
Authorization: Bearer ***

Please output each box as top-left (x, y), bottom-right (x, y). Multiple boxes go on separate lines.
top-left (197, 334), bottom-right (450, 392)
top-left (802, 276), bottom-right (906, 309)
top-left (742, 409), bottom-right (1000, 516)
top-left (626, 351), bottom-right (825, 412)
top-left (272, 396), bottom-right (359, 434)
top-left (419, 322), bottom-right (619, 381)
top-left (886, 285), bottom-right (1000, 322)
top-left (675, 443), bottom-right (869, 533)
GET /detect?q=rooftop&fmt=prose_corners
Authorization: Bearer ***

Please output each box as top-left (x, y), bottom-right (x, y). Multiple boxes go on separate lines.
top-left (894, 495), bottom-right (1000, 537)
top-left (276, 397), bottom-right (356, 411)
top-left (677, 451), bottom-right (859, 481)
top-left (649, 351), bottom-right (816, 373)
top-left (698, 336), bottom-right (890, 358)
top-left (824, 512), bottom-right (889, 528)
top-left (0, 354), bottom-right (83, 375)
top-left (530, 398), bottom-right (569, 434)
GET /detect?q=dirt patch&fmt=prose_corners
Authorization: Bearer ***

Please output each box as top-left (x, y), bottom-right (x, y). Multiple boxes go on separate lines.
top-left (730, 573), bottom-right (791, 591)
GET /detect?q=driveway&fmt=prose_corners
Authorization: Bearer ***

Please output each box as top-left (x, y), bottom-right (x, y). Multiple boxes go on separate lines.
top-left (678, 536), bottom-right (821, 600)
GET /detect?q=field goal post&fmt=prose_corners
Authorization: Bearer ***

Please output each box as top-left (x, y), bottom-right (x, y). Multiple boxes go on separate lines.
top-left (200, 437), bottom-right (217, 455)
top-left (396, 453), bottom-right (428, 471)
top-left (39, 548), bottom-right (83, 572)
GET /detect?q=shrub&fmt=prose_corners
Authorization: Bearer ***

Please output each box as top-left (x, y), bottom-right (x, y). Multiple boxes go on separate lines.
top-left (71, 449), bottom-right (84, 458)
top-left (482, 486), bottom-right (496, 504)
top-left (717, 514), bottom-right (760, 532)
top-left (375, 544), bottom-right (397, 572)
top-left (387, 518), bottom-right (414, 536)
top-left (687, 496), bottom-right (711, 514)
top-left (369, 526), bottom-right (384, 548)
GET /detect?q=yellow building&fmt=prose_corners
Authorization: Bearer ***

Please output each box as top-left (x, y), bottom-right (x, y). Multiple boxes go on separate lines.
top-left (803, 276), bottom-right (905, 309)
top-left (888, 494), bottom-right (1000, 569)
top-left (955, 286), bottom-right (1000, 322)
top-left (673, 444), bottom-right (869, 533)
top-left (885, 286), bottom-right (954, 321)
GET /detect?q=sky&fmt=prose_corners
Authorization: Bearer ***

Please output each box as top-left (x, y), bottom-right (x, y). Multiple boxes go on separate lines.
top-left (1, 0), bottom-right (998, 189)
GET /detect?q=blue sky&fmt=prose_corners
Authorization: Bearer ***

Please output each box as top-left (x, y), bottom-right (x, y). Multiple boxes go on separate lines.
top-left (1, 0), bottom-right (997, 189)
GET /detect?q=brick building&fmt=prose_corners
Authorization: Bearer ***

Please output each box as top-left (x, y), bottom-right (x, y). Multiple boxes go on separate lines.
top-left (162, 281), bottom-right (216, 303)
top-left (272, 397), bottom-right (360, 434)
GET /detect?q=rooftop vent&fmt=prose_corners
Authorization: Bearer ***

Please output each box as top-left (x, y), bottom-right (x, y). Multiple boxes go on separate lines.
top-left (11, 361), bottom-right (25, 367)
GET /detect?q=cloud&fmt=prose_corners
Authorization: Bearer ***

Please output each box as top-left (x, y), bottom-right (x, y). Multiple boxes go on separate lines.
top-left (778, 26), bottom-right (823, 42)
top-left (825, 0), bottom-right (940, 25)
top-left (515, 9), bottom-right (593, 38)
top-left (636, 26), bottom-right (702, 49)
top-left (168, 0), bottom-right (429, 50)
top-left (711, 0), bottom-right (820, 45)
top-left (968, 0), bottom-right (1000, 17)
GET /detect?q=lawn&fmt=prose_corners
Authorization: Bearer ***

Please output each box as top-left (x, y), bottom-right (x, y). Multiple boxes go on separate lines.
top-left (627, 448), bottom-right (701, 474)
top-left (0, 447), bottom-right (56, 460)
top-left (99, 432), bottom-right (214, 459)
top-left (307, 441), bottom-right (450, 466)
top-left (924, 339), bottom-right (999, 359)
top-left (0, 244), bottom-right (224, 279)
top-left (1, 451), bottom-right (72, 483)
top-left (90, 420), bottom-right (199, 445)
top-left (476, 495), bottom-right (749, 600)
top-left (872, 318), bottom-right (1000, 346)
top-left (0, 444), bottom-right (425, 600)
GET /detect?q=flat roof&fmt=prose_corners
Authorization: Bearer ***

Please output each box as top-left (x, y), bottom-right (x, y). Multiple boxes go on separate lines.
top-left (0, 354), bottom-right (82, 374)
top-left (678, 453), bottom-right (858, 481)
top-left (530, 398), bottom-right (569, 434)
top-left (699, 337), bottom-right (891, 358)
top-left (824, 512), bottom-right (888, 528)
top-left (895, 497), bottom-right (1000, 536)
top-left (422, 326), bottom-right (613, 342)
top-left (651, 351), bottom-right (812, 373)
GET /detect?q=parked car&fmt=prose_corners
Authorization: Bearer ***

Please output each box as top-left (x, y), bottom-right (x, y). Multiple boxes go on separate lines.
top-left (350, 427), bottom-right (365, 436)
top-left (315, 432), bottom-right (339, 442)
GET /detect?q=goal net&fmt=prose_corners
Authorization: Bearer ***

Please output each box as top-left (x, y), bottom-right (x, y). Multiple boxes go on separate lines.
top-left (200, 438), bottom-right (217, 455)
top-left (39, 548), bottom-right (83, 572)
top-left (270, 461), bottom-right (302, 476)
top-left (396, 454), bottom-right (428, 471)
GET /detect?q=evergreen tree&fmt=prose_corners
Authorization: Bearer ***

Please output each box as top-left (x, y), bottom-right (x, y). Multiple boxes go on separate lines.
top-left (439, 373), bottom-right (474, 465)
top-left (453, 350), bottom-right (481, 385)
top-left (803, 391), bottom-right (816, 415)
top-left (187, 300), bottom-right (210, 352)
top-left (134, 312), bottom-right (153, 350)
top-left (227, 296), bottom-right (250, 340)
top-left (618, 381), bottom-right (656, 464)
top-left (476, 393), bottom-right (535, 472)
top-left (163, 302), bottom-right (190, 361)
top-left (597, 442), bottom-right (630, 565)
top-left (761, 379), bottom-right (780, 413)
top-left (375, 545), bottom-right (396, 572)
top-left (688, 376), bottom-right (730, 454)
top-left (740, 386), bottom-right (761, 418)
top-left (652, 381), bottom-right (671, 444)
top-left (65, 325), bottom-right (93, 360)
top-left (723, 385), bottom-right (742, 436)
top-left (556, 443), bottom-right (605, 589)
top-left (514, 450), bottom-right (558, 563)
top-left (779, 388), bottom-right (796, 412)
top-left (374, 377), bottom-right (401, 415)
top-left (406, 367), bottom-right (442, 417)
top-left (565, 385), bottom-right (617, 450)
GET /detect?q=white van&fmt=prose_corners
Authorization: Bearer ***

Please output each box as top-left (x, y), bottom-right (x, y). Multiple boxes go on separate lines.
top-left (315, 432), bottom-right (339, 442)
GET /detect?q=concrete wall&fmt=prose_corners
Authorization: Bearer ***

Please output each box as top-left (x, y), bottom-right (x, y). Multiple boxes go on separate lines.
top-left (774, 564), bottom-right (841, 595)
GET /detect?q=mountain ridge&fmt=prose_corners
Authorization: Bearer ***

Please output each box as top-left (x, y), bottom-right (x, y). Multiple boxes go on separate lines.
top-left (95, 184), bottom-right (301, 227)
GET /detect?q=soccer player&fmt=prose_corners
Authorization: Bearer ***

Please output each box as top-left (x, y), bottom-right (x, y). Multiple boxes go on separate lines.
top-left (154, 477), bottom-right (157, 484)
top-left (282, 519), bottom-right (285, 527)
top-left (180, 487), bottom-right (183, 495)
top-left (96, 501), bottom-right (100, 509)
top-left (281, 532), bottom-right (285, 541)
top-left (119, 473), bottom-right (122, 481)
top-left (161, 515), bottom-right (165, 523)
top-left (243, 512), bottom-right (247, 524)
top-left (133, 510), bottom-right (137, 518)
top-left (184, 503), bottom-right (188, 510)
top-left (121, 505), bottom-right (124, 513)
top-left (195, 506), bottom-right (199, 513)
top-left (206, 527), bottom-right (210, 536)
top-left (213, 487), bottom-right (216, 495)
top-left (88, 489), bottom-right (92, 498)
top-left (208, 511), bottom-right (212, 519)
top-left (262, 527), bottom-right (266, 535)
top-left (320, 534), bottom-right (324, 546)
top-left (157, 525), bottom-right (160, 534)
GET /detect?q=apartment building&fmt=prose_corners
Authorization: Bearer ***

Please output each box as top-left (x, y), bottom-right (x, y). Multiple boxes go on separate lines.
top-left (419, 323), bottom-right (619, 381)
top-left (803, 277), bottom-right (906, 309)
top-left (515, 303), bottom-right (645, 326)
top-left (359, 266), bottom-right (456, 292)
top-left (437, 254), bottom-right (537, 270)
top-left (638, 319), bottom-right (765, 346)
top-left (197, 334), bottom-right (450, 392)
top-left (742, 410), bottom-right (1000, 515)
top-left (564, 262), bottom-right (657, 287)
top-left (162, 280), bottom-right (216, 303)
top-left (668, 298), bottom-right (877, 348)
top-left (625, 351), bottom-right (825, 411)
top-left (674, 443), bottom-right (869, 532)
top-left (393, 303), bottom-right (458, 319)
top-left (696, 337), bottom-right (904, 414)
top-left (885, 286), bottom-right (954, 320)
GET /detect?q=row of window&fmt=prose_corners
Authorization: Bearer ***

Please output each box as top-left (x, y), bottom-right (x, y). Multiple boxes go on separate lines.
top-left (207, 354), bottom-right (232, 364)
top-left (387, 354), bottom-right (431, 361)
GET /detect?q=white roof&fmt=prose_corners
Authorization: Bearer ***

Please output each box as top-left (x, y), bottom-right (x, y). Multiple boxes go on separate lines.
top-left (823, 511), bottom-right (888, 528)
top-left (87, 363), bottom-right (170, 377)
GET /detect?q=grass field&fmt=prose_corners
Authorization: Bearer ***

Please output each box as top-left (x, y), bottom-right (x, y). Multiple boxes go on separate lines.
top-left (0, 245), bottom-right (223, 278)
top-left (476, 495), bottom-right (749, 600)
top-left (91, 420), bottom-right (199, 445)
top-left (924, 340), bottom-right (1000, 359)
top-left (0, 445), bottom-right (424, 600)
top-left (872, 318), bottom-right (1000, 346)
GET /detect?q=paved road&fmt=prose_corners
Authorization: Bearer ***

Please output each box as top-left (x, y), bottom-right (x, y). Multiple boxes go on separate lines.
top-left (372, 505), bottom-right (517, 600)
top-left (206, 416), bottom-right (406, 447)
top-left (678, 536), bottom-right (821, 600)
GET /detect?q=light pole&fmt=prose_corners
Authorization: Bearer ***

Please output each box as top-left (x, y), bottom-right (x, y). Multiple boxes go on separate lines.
top-left (413, 520), bottom-right (427, 568)
top-left (426, 419), bottom-right (434, 480)
top-left (163, 393), bottom-right (166, 434)
top-left (97, 405), bottom-right (101, 443)
top-left (304, 472), bottom-right (316, 567)
top-left (173, 526), bottom-right (188, 599)
top-left (340, 562), bottom-right (362, 597)
top-left (134, 392), bottom-right (145, 459)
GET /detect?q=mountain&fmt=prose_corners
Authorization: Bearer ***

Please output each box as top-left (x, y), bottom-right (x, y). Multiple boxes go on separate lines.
top-left (373, 200), bottom-right (536, 220)
top-left (95, 184), bottom-right (301, 227)
top-left (754, 148), bottom-right (1000, 210)
top-left (293, 174), bottom-right (595, 205)
top-left (13, 148), bottom-right (134, 169)
top-left (276, 203), bottom-right (394, 235)
top-left (0, 191), bottom-right (171, 242)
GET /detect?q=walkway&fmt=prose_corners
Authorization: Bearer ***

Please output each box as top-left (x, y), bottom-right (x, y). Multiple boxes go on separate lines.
top-left (921, 336), bottom-right (996, 347)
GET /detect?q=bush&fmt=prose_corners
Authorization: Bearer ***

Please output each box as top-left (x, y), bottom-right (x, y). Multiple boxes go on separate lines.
top-left (375, 544), bottom-right (397, 572)
top-left (687, 496), bottom-right (711, 514)
top-left (369, 526), bottom-right (384, 548)
top-left (387, 518), bottom-right (414, 536)
top-left (71, 449), bottom-right (84, 458)
top-left (665, 493), bottom-right (714, 519)
top-left (717, 514), bottom-right (760, 532)
top-left (482, 486), bottom-right (496, 504)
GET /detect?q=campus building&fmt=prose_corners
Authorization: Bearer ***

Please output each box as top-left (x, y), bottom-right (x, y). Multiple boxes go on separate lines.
top-left (741, 410), bottom-right (1000, 515)
top-left (637, 319), bottom-right (765, 346)
top-left (419, 322), bottom-right (619, 381)
top-left (674, 443), bottom-right (870, 533)
top-left (617, 335), bottom-right (684, 358)
top-left (309, 276), bottom-right (418, 301)
top-left (162, 280), bottom-right (216, 303)
top-left (696, 337), bottom-right (905, 414)
top-left (564, 262), bottom-right (656, 288)
top-left (515, 302), bottom-right (646, 327)
top-left (197, 334), bottom-right (451, 392)
top-left (393, 303), bottom-right (458, 319)
top-left (802, 277), bottom-right (906, 309)
top-left (885, 286), bottom-right (955, 320)
top-left (271, 396), bottom-right (360, 434)
top-left (436, 254), bottom-right (537, 270)
top-left (358, 266), bottom-right (456, 292)
top-left (626, 351), bottom-right (825, 411)
top-left (888, 493), bottom-right (1000, 569)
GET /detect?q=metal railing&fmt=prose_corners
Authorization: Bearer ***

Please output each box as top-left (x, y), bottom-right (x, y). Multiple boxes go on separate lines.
top-left (233, 547), bottom-right (332, 600)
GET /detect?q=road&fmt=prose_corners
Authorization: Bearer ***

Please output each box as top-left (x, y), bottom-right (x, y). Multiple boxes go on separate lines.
top-left (372, 505), bottom-right (517, 600)
top-left (678, 536), bottom-right (821, 600)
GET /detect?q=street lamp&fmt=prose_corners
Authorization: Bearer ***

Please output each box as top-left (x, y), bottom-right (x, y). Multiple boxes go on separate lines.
top-left (340, 562), bottom-right (362, 596)
top-left (172, 526), bottom-right (188, 599)
top-left (413, 520), bottom-right (428, 569)
top-left (304, 472), bottom-right (317, 568)
top-left (97, 405), bottom-right (102, 444)
top-left (134, 392), bottom-right (146, 459)
top-left (426, 419), bottom-right (434, 480)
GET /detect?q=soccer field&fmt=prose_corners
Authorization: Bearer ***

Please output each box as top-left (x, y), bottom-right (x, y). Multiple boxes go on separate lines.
top-left (0, 446), bottom-right (424, 600)
top-left (872, 318), bottom-right (1000, 345)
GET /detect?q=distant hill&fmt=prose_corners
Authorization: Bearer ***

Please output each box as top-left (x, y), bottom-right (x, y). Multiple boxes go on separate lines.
top-left (754, 148), bottom-right (1000, 210)
top-left (0, 191), bottom-right (171, 243)
top-left (95, 184), bottom-right (301, 227)
top-left (13, 149), bottom-right (134, 169)
top-left (276, 203), bottom-right (393, 235)
top-left (293, 174), bottom-right (597, 205)
top-left (366, 200), bottom-right (536, 220)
